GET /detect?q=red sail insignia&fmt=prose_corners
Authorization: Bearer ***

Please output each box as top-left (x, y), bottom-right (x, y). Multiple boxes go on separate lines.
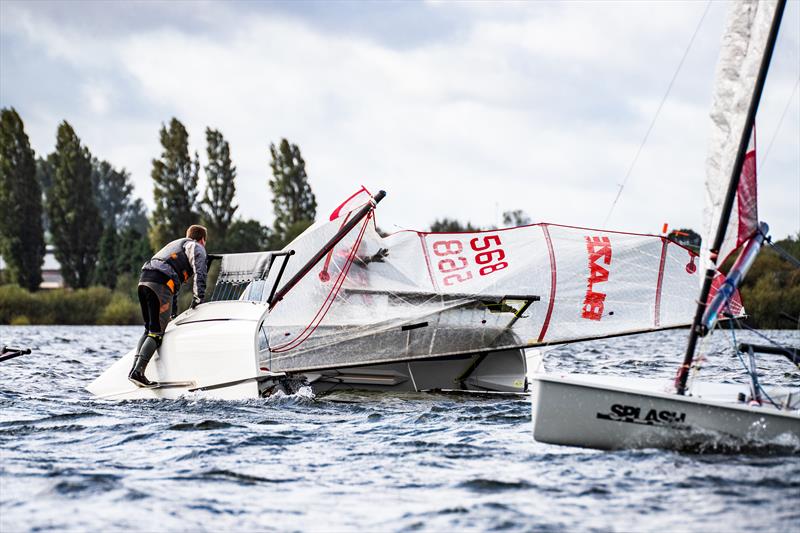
top-left (583, 236), bottom-right (612, 321)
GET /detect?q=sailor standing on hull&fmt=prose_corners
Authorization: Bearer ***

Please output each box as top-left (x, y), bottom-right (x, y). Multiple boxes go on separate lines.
top-left (128, 225), bottom-right (208, 387)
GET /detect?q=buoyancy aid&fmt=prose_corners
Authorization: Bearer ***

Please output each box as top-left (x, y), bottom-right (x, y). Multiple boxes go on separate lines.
top-left (143, 238), bottom-right (194, 291)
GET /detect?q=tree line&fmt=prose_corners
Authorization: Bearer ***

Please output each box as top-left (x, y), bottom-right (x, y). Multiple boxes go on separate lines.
top-left (0, 109), bottom-right (317, 292)
top-left (1, 107), bottom-right (795, 328)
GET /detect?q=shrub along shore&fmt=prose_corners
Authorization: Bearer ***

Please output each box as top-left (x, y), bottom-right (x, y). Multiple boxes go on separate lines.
top-left (0, 274), bottom-right (198, 326)
top-left (1, 234), bottom-right (798, 329)
top-left (1, 284), bottom-right (138, 325)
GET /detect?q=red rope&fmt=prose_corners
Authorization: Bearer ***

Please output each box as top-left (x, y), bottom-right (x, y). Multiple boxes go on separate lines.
top-left (270, 213), bottom-right (372, 353)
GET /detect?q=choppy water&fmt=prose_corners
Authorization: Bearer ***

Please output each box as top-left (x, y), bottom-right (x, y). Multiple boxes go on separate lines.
top-left (1, 326), bottom-right (798, 532)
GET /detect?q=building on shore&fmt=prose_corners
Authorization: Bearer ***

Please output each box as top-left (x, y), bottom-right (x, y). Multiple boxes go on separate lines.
top-left (0, 245), bottom-right (65, 289)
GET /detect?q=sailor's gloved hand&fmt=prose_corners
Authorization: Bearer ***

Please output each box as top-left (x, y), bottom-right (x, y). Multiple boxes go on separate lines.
top-left (191, 297), bottom-right (202, 310)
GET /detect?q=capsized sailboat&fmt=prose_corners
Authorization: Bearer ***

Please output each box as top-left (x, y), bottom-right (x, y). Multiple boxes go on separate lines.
top-left (88, 181), bottom-right (726, 400)
top-left (531, 0), bottom-right (800, 451)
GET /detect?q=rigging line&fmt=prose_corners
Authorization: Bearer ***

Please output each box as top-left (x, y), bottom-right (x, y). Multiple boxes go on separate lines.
top-left (602, 0), bottom-right (713, 227)
top-left (270, 214), bottom-right (372, 353)
top-left (760, 76), bottom-right (800, 170)
top-left (727, 311), bottom-right (780, 409)
top-left (734, 317), bottom-right (799, 359)
top-left (767, 238), bottom-right (800, 268)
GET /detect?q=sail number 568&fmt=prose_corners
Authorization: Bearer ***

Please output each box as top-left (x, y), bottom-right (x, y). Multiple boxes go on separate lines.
top-left (432, 235), bottom-right (508, 286)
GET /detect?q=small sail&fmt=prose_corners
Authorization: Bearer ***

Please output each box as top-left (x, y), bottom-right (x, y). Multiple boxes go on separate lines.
top-left (261, 194), bottom-right (711, 373)
top-left (702, 0), bottom-right (777, 271)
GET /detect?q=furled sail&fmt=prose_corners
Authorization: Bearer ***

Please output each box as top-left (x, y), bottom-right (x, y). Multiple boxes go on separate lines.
top-left (258, 189), bottom-right (706, 373)
top-left (702, 0), bottom-right (778, 270)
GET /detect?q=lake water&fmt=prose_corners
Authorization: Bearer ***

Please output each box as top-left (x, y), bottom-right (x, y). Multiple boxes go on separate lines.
top-left (1, 325), bottom-right (798, 531)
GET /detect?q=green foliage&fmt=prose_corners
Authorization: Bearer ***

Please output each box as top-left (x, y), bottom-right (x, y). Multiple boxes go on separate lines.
top-left (38, 287), bottom-right (113, 324)
top-left (35, 153), bottom-right (58, 238)
top-left (223, 218), bottom-right (273, 253)
top-left (98, 293), bottom-right (140, 325)
top-left (92, 158), bottom-right (148, 233)
top-left (94, 222), bottom-right (118, 288)
top-left (0, 284), bottom-right (113, 324)
top-left (429, 218), bottom-right (481, 233)
top-left (0, 108), bottom-right (46, 291)
top-left (150, 118), bottom-right (200, 249)
top-left (35, 154), bottom-right (57, 194)
top-left (502, 209), bottom-right (531, 227)
top-left (772, 233), bottom-right (800, 261)
top-left (269, 139), bottom-right (316, 247)
top-left (117, 226), bottom-right (152, 275)
top-left (0, 284), bottom-right (37, 324)
top-left (114, 273), bottom-right (140, 301)
top-left (201, 128), bottom-right (238, 247)
top-left (47, 121), bottom-right (102, 288)
top-left (282, 219), bottom-right (313, 246)
top-left (668, 228), bottom-right (701, 253)
top-left (739, 234), bottom-right (800, 329)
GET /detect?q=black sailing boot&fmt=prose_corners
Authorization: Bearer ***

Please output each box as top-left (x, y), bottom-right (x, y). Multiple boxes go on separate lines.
top-left (128, 355), bottom-right (154, 387)
top-left (128, 334), bottom-right (159, 387)
top-left (135, 331), bottom-right (147, 355)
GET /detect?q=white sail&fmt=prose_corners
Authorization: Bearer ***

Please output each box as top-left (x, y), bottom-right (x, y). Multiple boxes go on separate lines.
top-left (703, 0), bottom-right (778, 271)
top-left (259, 189), bottom-right (711, 373)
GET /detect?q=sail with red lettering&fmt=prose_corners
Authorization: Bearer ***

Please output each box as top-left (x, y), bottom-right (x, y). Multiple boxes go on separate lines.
top-left (256, 189), bottom-right (712, 373)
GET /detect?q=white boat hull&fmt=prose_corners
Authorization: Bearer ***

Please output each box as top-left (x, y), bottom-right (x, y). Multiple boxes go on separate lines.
top-left (87, 301), bottom-right (528, 400)
top-left (305, 349), bottom-right (526, 394)
top-left (531, 372), bottom-right (800, 451)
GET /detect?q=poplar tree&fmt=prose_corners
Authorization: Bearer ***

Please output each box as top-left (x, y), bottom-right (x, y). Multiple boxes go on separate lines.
top-left (92, 158), bottom-right (146, 228)
top-left (92, 158), bottom-right (149, 285)
top-left (47, 121), bottom-right (102, 288)
top-left (94, 222), bottom-right (118, 288)
top-left (269, 139), bottom-right (317, 247)
top-left (0, 108), bottom-right (45, 291)
top-left (117, 226), bottom-right (153, 275)
top-left (150, 118), bottom-right (200, 249)
top-left (201, 128), bottom-right (237, 246)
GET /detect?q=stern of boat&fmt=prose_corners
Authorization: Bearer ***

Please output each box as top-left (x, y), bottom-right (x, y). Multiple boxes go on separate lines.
top-left (87, 301), bottom-right (268, 400)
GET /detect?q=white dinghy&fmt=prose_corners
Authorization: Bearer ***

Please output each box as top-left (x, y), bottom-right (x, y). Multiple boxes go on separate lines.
top-left (531, 0), bottom-right (800, 451)
top-left (530, 349), bottom-right (799, 451)
top-left (89, 179), bottom-right (723, 400)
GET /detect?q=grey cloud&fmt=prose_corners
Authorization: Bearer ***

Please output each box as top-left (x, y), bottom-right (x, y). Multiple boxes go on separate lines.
top-left (0, 0), bottom-right (796, 237)
top-left (2, 0), bottom-right (467, 50)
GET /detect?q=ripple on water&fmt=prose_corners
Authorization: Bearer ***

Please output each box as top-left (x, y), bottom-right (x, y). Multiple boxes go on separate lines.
top-left (458, 479), bottom-right (536, 493)
top-left (167, 420), bottom-right (241, 431)
top-left (50, 472), bottom-right (123, 497)
top-left (172, 469), bottom-right (302, 486)
top-left (0, 325), bottom-right (798, 532)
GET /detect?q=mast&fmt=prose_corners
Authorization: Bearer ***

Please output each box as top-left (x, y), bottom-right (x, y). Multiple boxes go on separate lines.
top-left (268, 190), bottom-right (386, 309)
top-left (676, 0), bottom-right (786, 395)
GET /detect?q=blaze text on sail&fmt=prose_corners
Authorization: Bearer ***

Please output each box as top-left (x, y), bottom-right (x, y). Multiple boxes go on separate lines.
top-left (583, 236), bottom-right (612, 321)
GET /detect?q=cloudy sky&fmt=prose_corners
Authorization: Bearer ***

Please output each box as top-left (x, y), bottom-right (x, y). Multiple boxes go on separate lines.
top-left (1, 0), bottom-right (798, 239)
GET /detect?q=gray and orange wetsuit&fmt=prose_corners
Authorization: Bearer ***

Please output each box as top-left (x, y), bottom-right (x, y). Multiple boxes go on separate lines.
top-left (138, 238), bottom-right (207, 336)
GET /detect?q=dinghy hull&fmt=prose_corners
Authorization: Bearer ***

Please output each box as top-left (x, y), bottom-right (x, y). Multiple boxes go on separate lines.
top-left (87, 301), bottom-right (528, 400)
top-left (531, 374), bottom-right (800, 451)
